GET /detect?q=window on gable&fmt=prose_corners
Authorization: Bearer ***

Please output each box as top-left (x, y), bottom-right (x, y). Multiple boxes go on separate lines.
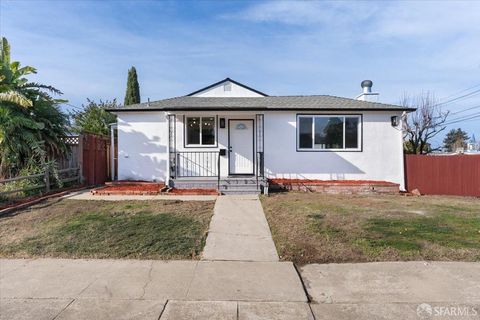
top-left (297, 115), bottom-right (361, 151)
top-left (186, 116), bottom-right (216, 146)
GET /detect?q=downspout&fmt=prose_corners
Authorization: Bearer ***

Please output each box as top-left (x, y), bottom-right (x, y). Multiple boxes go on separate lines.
top-left (109, 123), bottom-right (117, 181)
top-left (400, 111), bottom-right (407, 191)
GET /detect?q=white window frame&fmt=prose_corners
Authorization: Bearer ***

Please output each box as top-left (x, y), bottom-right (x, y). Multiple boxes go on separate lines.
top-left (184, 116), bottom-right (217, 148)
top-left (296, 114), bottom-right (362, 152)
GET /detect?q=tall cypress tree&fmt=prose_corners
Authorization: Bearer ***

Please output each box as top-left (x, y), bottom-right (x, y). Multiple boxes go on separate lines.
top-left (124, 66), bottom-right (140, 105)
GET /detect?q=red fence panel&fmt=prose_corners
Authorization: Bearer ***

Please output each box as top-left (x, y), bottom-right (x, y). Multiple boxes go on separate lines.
top-left (80, 134), bottom-right (110, 186)
top-left (405, 154), bottom-right (480, 197)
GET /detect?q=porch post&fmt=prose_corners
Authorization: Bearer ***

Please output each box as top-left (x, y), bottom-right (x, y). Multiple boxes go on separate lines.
top-left (167, 114), bottom-right (176, 186)
top-left (255, 114), bottom-right (265, 191)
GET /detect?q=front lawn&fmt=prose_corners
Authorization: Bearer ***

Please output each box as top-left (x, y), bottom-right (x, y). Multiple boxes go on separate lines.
top-left (261, 193), bottom-right (480, 264)
top-left (0, 199), bottom-right (214, 259)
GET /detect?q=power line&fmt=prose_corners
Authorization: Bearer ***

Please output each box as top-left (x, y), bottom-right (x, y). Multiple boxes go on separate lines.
top-left (447, 111), bottom-right (480, 122)
top-left (438, 83), bottom-right (480, 102)
top-left (450, 104), bottom-right (480, 115)
top-left (436, 88), bottom-right (480, 107)
top-left (443, 113), bottom-right (480, 126)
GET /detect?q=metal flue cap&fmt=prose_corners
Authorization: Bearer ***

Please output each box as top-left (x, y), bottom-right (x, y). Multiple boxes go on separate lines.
top-left (361, 80), bottom-right (373, 88)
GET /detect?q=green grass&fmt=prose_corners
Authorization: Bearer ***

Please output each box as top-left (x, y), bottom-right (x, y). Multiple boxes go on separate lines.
top-left (0, 199), bottom-right (214, 259)
top-left (363, 214), bottom-right (480, 251)
top-left (261, 193), bottom-right (480, 264)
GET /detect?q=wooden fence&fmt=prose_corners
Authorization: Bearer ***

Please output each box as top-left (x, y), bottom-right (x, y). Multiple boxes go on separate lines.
top-left (79, 134), bottom-right (111, 185)
top-left (0, 167), bottom-right (80, 197)
top-left (0, 133), bottom-right (112, 200)
top-left (405, 154), bottom-right (480, 197)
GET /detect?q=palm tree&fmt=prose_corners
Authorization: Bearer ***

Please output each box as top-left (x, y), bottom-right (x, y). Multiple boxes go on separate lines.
top-left (0, 37), bottom-right (62, 108)
top-left (0, 37), bottom-right (68, 177)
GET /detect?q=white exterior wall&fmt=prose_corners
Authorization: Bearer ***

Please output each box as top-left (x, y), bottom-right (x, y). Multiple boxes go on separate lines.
top-left (263, 111), bottom-right (405, 189)
top-left (116, 112), bottom-right (169, 182)
top-left (173, 112), bottom-right (256, 177)
top-left (115, 110), bottom-right (405, 189)
top-left (191, 81), bottom-right (264, 97)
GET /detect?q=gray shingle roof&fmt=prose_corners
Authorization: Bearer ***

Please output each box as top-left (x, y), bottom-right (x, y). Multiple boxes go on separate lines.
top-left (109, 95), bottom-right (414, 112)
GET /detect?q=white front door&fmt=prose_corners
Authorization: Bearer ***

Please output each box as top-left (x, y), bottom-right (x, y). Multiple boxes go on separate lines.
top-left (229, 120), bottom-right (254, 175)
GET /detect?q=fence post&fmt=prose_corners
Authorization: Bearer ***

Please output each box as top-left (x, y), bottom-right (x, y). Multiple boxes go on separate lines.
top-left (78, 134), bottom-right (84, 185)
top-left (44, 167), bottom-right (50, 193)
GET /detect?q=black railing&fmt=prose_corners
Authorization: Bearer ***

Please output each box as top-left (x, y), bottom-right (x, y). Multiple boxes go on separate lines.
top-left (175, 151), bottom-right (220, 178)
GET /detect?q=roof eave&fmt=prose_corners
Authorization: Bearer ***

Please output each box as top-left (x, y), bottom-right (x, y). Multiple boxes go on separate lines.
top-left (108, 107), bottom-right (416, 112)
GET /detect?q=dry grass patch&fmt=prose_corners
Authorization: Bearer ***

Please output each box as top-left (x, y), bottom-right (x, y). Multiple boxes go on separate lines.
top-left (261, 193), bottom-right (480, 264)
top-left (0, 199), bottom-right (214, 259)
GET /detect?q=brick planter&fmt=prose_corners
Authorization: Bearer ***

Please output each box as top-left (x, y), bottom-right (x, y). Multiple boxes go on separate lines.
top-left (268, 179), bottom-right (399, 194)
top-left (91, 182), bottom-right (165, 195)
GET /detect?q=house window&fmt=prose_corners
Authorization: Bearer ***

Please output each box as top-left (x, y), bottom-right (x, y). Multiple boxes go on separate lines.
top-left (186, 116), bottom-right (216, 146)
top-left (297, 115), bottom-right (361, 151)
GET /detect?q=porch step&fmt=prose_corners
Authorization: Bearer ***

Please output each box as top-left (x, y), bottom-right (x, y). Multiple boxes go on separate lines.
top-left (221, 178), bottom-right (259, 185)
top-left (172, 179), bottom-right (218, 189)
top-left (172, 177), bottom-right (267, 195)
top-left (221, 189), bottom-right (261, 195)
top-left (219, 183), bottom-right (262, 195)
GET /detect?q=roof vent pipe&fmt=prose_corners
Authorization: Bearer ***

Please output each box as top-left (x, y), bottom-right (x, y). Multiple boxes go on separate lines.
top-left (356, 80), bottom-right (379, 102)
top-left (361, 80), bottom-right (373, 93)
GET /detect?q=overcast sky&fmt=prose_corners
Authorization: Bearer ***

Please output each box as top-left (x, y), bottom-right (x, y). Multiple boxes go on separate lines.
top-left (1, 0), bottom-right (479, 146)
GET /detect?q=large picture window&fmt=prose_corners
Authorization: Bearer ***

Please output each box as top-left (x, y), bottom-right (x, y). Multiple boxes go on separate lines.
top-left (185, 116), bottom-right (216, 146)
top-left (297, 115), bottom-right (361, 151)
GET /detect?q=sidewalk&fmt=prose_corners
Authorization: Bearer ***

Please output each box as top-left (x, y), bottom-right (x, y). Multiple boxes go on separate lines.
top-left (0, 258), bottom-right (308, 320)
top-left (202, 195), bottom-right (279, 262)
top-left (2, 259), bottom-right (479, 319)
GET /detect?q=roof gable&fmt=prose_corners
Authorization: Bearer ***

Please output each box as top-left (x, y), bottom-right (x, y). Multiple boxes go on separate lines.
top-left (187, 78), bottom-right (268, 97)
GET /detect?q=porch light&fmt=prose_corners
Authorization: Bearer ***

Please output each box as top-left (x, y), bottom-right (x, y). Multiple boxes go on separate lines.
top-left (391, 116), bottom-right (399, 127)
top-left (219, 118), bottom-right (226, 128)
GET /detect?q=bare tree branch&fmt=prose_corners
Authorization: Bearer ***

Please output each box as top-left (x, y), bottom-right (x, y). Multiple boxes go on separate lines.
top-left (401, 92), bottom-right (449, 154)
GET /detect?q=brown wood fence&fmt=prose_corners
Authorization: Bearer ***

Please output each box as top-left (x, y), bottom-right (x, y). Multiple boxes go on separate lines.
top-left (79, 133), bottom-right (111, 186)
top-left (405, 154), bottom-right (480, 197)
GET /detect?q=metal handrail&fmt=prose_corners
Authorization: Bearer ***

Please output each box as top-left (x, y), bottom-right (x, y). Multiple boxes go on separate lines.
top-left (174, 151), bottom-right (220, 178)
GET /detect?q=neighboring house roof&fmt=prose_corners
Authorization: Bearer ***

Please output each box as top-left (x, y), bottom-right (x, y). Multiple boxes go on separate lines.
top-left (187, 77), bottom-right (268, 97)
top-left (109, 95), bottom-right (415, 112)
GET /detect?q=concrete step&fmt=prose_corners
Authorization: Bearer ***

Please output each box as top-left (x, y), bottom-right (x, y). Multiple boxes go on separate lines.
top-left (221, 189), bottom-right (261, 195)
top-left (221, 180), bottom-right (259, 185)
top-left (173, 178), bottom-right (267, 190)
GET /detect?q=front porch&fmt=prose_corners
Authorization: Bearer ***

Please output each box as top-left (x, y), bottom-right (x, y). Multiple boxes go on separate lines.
top-left (167, 113), bottom-right (267, 194)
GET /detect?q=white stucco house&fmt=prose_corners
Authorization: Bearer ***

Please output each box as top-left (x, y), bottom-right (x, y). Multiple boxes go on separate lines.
top-left (109, 78), bottom-right (414, 194)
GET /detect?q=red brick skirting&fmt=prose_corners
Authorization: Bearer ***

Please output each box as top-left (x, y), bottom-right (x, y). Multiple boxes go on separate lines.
top-left (92, 182), bottom-right (165, 195)
top-left (268, 179), bottom-right (399, 194)
top-left (92, 182), bottom-right (219, 196)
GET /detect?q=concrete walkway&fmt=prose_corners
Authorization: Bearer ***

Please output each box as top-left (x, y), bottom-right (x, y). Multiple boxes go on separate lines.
top-left (62, 190), bottom-right (217, 201)
top-left (202, 195), bottom-right (279, 262)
